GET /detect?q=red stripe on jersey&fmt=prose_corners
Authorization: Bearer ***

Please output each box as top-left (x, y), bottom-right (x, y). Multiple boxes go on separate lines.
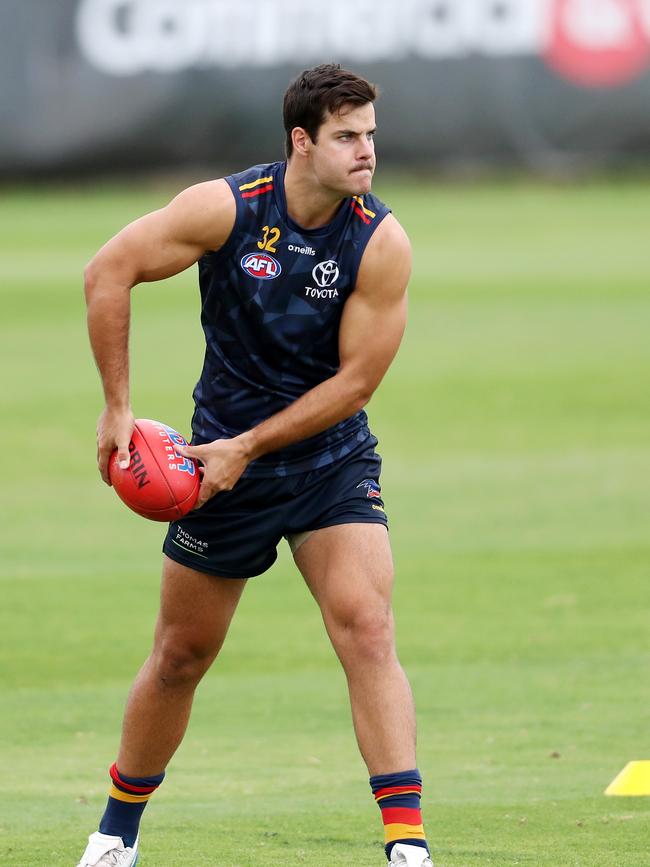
top-left (351, 202), bottom-right (371, 224)
top-left (380, 807), bottom-right (423, 824)
top-left (241, 184), bottom-right (274, 199)
top-left (109, 763), bottom-right (158, 795)
top-left (374, 785), bottom-right (422, 800)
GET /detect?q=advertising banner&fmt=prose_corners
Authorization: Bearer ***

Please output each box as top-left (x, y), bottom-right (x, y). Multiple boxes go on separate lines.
top-left (3, 0), bottom-right (650, 175)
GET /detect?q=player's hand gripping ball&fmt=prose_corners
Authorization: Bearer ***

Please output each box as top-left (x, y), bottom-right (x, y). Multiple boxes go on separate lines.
top-left (108, 419), bottom-right (200, 521)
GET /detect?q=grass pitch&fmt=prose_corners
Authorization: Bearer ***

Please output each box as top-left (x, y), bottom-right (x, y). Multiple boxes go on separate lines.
top-left (1, 176), bottom-right (649, 866)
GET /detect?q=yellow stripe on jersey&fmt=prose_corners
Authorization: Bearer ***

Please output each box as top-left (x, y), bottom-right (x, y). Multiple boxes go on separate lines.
top-left (239, 176), bottom-right (274, 191)
top-left (109, 784), bottom-right (153, 804)
top-left (384, 823), bottom-right (426, 844)
top-left (353, 196), bottom-right (376, 218)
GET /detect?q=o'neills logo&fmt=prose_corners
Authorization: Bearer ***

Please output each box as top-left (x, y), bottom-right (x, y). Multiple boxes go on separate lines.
top-left (546, 0), bottom-right (650, 87)
top-left (76, 0), bottom-right (650, 89)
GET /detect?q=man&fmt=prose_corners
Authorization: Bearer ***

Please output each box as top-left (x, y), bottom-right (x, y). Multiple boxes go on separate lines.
top-left (79, 64), bottom-right (431, 867)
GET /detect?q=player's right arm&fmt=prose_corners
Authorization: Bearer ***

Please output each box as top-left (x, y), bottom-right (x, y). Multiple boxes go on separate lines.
top-left (84, 179), bottom-right (235, 484)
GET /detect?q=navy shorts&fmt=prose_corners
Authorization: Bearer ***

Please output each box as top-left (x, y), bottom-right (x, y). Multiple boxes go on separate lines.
top-left (162, 441), bottom-right (388, 579)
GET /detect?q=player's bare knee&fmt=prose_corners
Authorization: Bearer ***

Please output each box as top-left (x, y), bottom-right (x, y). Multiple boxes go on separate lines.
top-left (333, 609), bottom-right (396, 667)
top-left (153, 636), bottom-right (220, 688)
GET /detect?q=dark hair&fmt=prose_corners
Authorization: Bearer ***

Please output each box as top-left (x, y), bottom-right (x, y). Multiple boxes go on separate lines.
top-left (283, 64), bottom-right (377, 158)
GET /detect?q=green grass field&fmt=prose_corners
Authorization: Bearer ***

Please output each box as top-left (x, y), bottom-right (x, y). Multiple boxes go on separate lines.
top-left (1, 176), bottom-right (649, 866)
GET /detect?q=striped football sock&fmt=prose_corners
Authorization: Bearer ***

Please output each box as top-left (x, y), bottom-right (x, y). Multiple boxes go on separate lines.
top-left (370, 768), bottom-right (429, 861)
top-left (98, 762), bottom-right (165, 848)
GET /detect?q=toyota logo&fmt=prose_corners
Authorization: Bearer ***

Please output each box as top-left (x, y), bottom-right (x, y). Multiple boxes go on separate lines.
top-left (312, 259), bottom-right (339, 288)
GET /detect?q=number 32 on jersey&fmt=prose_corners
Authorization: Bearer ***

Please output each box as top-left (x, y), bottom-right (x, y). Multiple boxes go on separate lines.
top-left (257, 225), bottom-right (281, 253)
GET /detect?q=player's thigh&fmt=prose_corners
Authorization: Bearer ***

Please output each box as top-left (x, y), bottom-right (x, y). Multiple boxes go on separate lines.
top-left (154, 555), bottom-right (247, 655)
top-left (293, 523), bottom-right (394, 626)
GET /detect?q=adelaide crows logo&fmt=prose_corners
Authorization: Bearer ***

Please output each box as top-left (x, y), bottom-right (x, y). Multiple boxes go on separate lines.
top-left (357, 478), bottom-right (381, 499)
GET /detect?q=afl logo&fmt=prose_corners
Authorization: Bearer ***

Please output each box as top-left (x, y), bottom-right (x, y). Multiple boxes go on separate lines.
top-left (312, 259), bottom-right (339, 288)
top-left (240, 252), bottom-right (282, 280)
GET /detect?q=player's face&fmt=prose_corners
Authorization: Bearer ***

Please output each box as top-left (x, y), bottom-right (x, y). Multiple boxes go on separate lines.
top-left (310, 102), bottom-right (377, 196)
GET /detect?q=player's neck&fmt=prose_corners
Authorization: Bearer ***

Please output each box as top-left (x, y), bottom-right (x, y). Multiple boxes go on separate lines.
top-left (284, 160), bottom-right (344, 230)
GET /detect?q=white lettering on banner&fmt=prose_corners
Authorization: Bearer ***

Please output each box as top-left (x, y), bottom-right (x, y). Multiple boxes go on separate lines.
top-left (412, 0), bottom-right (540, 59)
top-left (76, 0), bottom-right (206, 74)
top-left (75, 0), bottom-right (650, 87)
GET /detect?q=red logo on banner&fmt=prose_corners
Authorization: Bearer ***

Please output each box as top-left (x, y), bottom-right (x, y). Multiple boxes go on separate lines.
top-left (545, 0), bottom-right (650, 87)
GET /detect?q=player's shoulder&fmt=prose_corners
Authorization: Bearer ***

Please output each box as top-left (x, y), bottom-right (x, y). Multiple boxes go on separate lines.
top-left (355, 212), bottom-right (411, 298)
top-left (169, 160), bottom-right (278, 212)
top-left (349, 185), bottom-right (408, 250)
top-left (364, 211), bottom-right (411, 261)
top-left (355, 187), bottom-right (390, 216)
top-left (167, 177), bottom-right (235, 221)
top-left (226, 161), bottom-right (281, 198)
top-left (228, 161), bottom-right (279, 182)
top-left (167, 162), bottom-right (280, 252)
top-left (348, 188), bottom-right (391, 233)
top-left (161, 178), bottom-right (237, 252)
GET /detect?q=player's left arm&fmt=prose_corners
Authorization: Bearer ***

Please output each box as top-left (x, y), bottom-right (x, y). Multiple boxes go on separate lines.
top-left (332, 213), bottom-right (411, 408)
top-left (177, 214), bottom-right (411, 506)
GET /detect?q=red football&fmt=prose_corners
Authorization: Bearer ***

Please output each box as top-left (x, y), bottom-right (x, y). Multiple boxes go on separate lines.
top-left (108, 419), bottom-right (200, 521)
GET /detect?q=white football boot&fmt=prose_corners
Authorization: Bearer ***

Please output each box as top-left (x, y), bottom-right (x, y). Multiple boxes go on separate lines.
top-left (389, 842), bottom-right (434, 867)
top-left (76, 831), bottom-right (139, 866)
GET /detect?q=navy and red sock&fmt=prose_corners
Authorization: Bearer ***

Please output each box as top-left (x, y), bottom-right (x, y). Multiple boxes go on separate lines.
top-left (370, 768), bottom-right (429, 861)
top-left (99, 763), bottom-right (165, 848)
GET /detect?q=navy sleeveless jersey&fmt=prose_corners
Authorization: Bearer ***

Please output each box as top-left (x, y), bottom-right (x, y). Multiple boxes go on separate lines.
top-left (191, 160), bottom-right (391, 477)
